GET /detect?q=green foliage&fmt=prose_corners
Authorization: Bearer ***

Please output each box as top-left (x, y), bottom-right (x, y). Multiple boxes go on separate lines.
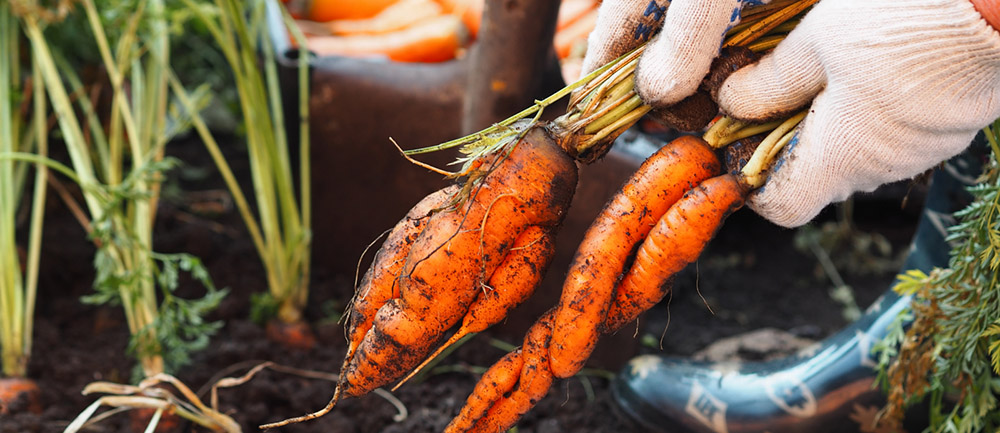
top-left (984, 322), bottom-right (1000, 375)
top-left (249, 292), bottom-right (279, 326)
top-left (177, 0), bottom-right (313, 326)
top-left (79, 159), bottom-right (226, 378)
top-left (876, 119), bottom-right (1000, 432)
top-left (145, 253), bottom-right (227, 375)
top-left (41, 0), bottom-right (240, 126)
top-left (891, 269), bottom-right (931, 296)
top-left (86, 249), bottom-right (227, 380)
top-left (0, 2), bottom-right (49, 379)
top-left (13, 0), bottom-right (230, 380)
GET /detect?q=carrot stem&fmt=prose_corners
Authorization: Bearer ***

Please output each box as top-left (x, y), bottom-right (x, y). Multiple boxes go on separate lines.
top-left (724, 0), bottom-right (818, 48)
top-left (740, 110), bottom-right (806, 188)
top-left (581, 102), bottom-right (651, 149)
top-left (704, 117), bottom-right (745, 148)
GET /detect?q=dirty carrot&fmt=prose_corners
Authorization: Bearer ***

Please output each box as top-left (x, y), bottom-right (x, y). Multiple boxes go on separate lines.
top-left (326, 0), bottom-right (444, 35)
top-left (445, 350), bottom-right (524, 432)
top-left (446, 114), bottom-right (802, 433)
top-left (548, 135), bottom-right (721, 378)
top-left (307, 14), bottom-right (466, 62)
top-left (445, 310), bottom-right (556, 433)
top-left (341, 126), bottom-right (575, 397)
top-left (394, 224), bottom-right (556, 390)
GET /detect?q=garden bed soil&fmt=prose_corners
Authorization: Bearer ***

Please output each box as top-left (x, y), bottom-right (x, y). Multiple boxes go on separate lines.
top-left (0, 134), bottom-right (924, 433)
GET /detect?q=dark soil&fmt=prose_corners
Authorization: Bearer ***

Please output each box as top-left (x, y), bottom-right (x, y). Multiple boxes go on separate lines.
top-left (0, 132), bottom-right (924, 433)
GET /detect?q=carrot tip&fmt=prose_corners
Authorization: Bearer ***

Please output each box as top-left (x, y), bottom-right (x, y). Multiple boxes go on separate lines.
top-left (259, 386), bottom-right (341, 429)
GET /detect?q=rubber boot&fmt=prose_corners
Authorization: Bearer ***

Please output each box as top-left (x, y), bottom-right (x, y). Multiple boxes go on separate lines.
top-left (611, 147), bottom-right (983, 433)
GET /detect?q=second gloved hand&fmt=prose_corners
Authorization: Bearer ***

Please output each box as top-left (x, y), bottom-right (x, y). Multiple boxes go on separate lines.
top-left (718, 0), bottom-right (1000, 227)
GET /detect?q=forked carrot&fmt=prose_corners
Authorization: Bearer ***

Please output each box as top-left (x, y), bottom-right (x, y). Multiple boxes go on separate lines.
top-left (601, 112), bottom-right (805, 337)
top-left (549, 135), bottom-right (721, 378)
top-left (331, 125), bottom-right (575, 401)
top-left (447, 112), bottom-right (803, 431)
top-left (307, 15), bottom-right (467, 62)
top-left (261, 124), bottom-right (578, 430)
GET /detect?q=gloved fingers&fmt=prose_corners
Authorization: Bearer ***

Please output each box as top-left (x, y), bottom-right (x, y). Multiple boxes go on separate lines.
top-left (746, 89), bottom-right (878, 228)
top-left (580, 0), bottom-right (668, 76)
top-left (635, 0), bottom-right (744, 107)
top-left (745, 90), bottom-right (978, 228)
top-left (716, 23), bottom-right (825, 123)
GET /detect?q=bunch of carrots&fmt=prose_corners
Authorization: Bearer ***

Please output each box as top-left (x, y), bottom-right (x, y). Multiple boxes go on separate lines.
top-left (288, 0), bottom-right (598, 73)
top-left (264, 0), bottom-right (816, 431)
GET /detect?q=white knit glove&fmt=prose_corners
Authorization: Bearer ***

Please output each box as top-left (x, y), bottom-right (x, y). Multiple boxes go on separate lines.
top-left (719, 0), bottom-right (1000, 227)
top-left (581, 0), bottom-right (769, 107)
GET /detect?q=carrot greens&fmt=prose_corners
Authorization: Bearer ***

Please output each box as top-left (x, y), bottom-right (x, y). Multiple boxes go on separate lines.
top-left (0, 1), bottom-right (47, 382)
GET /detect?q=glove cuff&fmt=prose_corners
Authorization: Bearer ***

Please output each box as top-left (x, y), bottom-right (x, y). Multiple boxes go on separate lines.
top-left (970, 0), bottom-right (1000, 31)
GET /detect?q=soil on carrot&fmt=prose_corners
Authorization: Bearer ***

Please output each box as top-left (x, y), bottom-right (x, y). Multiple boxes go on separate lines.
top-left (0, 133), bottom-right (924, 433)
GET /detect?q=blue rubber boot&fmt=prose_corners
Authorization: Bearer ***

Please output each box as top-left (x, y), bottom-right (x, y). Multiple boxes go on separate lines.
top-left (611, 148), bottom-right (983, 433)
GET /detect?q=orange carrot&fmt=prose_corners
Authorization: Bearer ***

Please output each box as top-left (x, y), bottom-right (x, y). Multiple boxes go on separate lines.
top-left (394, 225), bottom-right (556, 389)
top-left (549, 135), bottom-right (721, 379)
top-left (603, 173), bottom-right (748, 332)
top-left (445, 350), bottom-right (524, 432)
top-left (307, 15), bottom-right (467, 63)
top-left (338, 126), bottom-right (577, 398)
top-left (554, 6), bottom-right (598, 59)
top-left (0, 377), bottom-right (41, 414)
top-left (326, 0), bottom-right (444, 35)
top-left (306, 0), bottom-right (400, 22)
top-left (445, 310), bottom-right (556, 433)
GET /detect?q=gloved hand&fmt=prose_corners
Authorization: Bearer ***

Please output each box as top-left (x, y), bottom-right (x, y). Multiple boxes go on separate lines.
top-left (583, 0), bottom-right (1000, 228)
top-left (581, 0), bottom-right (766, 108)
top-left (721, 0), bottom-right (1000, 227)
